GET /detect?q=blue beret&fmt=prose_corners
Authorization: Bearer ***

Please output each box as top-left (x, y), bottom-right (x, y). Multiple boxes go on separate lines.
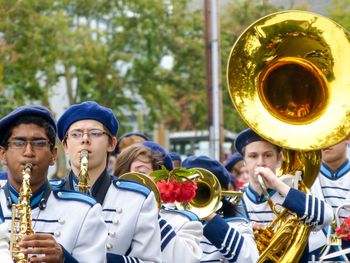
top-left (0, 105), bottom-right (57, 143)
top-left (115, 132), bottom-right (150, 154)
top-left (57, 101), bottom-right (119, 141)
top-left (168, 152), bottom-right (182, 162)
top-left (141, 141), bottom-right (174, 171)
top-left (182, 155), bottom-right (230, 189)
top-left (225, 152), bottom-right (244, 172)
top-left (235, 128), bottom-right (265, 155)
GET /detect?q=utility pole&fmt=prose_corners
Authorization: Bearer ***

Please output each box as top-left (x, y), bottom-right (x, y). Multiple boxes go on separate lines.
top-left (204, 0), bottom-right (224, 161)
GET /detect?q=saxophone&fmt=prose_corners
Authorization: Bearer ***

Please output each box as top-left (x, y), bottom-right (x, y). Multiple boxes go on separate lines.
top-left (77, 150), bottom-right (90, 193)
top-left (10, 163), bottom-right (34, 263)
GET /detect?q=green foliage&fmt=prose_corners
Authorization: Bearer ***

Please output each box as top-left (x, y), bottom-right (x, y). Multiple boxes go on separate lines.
top-left (0, 0), bottom-right (319, 134)
top-left (220, 0), bottom-right (283, 132)
top-left (150, 166), bottom-right (198, 183)
top-left (328, 0), bottom-right (350, 31)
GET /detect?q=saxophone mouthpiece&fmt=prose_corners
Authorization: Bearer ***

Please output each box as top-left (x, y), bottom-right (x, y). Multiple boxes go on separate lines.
top-left (80, 150), bottom-right (89, 160)
top-left (24, 163), bottom-right (33, 171)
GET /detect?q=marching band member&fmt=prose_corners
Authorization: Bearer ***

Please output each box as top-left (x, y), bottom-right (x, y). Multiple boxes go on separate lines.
top-left (182, 155), bottom-right (259, 263)
top-left (0, 105), bottom-right (107, 263)
top-left (236, 128), bottom-right (333, 261)
top-left (56, 101), bottom-right (162, 263)
top-left (310, 138), bottom-right (350, 260)
top-left (168, 152), bottom-right (182, 168)
top-left (113, 142), bottom-right (203, 263)
top-left (114, 131), bottom-right (150, 156)
top-left (225, 152), bottom-right (249, 191)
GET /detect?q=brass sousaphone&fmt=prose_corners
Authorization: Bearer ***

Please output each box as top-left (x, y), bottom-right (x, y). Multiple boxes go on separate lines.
top-left (227, 10), bottom-right (350, 263)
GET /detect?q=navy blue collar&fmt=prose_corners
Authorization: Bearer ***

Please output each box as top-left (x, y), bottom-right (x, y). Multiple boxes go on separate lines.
top-left (70, 169), bottom-right (111, 205)
top-left (320, 159), bottom-right (350, 180)
top-left (6, 180), bottom-right (51, 209)
top-left (246, 185), bottom-right (276, 204)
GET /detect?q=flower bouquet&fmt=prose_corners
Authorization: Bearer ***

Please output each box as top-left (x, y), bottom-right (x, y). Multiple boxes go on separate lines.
top-left (335, 216), bottom-right (350, 241)
top-left (150, 166), bottom-right (198, 204)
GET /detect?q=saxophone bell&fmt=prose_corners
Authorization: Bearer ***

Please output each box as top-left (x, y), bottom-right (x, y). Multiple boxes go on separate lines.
top-left (78, 150), bottom-right (90, 193)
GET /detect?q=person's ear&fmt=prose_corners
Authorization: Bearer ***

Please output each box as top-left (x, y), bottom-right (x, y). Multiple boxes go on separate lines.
top-left (0, 146), bottom-right (8, 165)
top-left (49, 147), bottom-right (58, 166)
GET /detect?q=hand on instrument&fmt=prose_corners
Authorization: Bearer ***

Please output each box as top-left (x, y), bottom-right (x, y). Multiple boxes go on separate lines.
top-left (20, 233), bottom-right (64, 263)
top-left (254, 166), bottom-right (290, 196)
top-left (203, 212), bottom-right (217, 222)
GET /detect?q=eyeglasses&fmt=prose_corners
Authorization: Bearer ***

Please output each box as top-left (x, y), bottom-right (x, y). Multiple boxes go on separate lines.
top-left (8, 139), bottom-right (51, 150)
top-left (66, 129), bottom-right (108, 140)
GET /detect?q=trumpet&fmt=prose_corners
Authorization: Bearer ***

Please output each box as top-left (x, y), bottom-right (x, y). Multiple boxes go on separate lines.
top-left (78, 150), bottom-right (90, 193)
top-left (119, 172), bottom-right (161, 209)
top-left (176, 168), bottom-right (243, 219)
top-left (10, 163), bottom-right (34, 263)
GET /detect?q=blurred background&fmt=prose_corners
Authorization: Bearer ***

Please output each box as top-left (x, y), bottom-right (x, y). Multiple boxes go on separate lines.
top-left (0, 0), bottom-right (348, 176)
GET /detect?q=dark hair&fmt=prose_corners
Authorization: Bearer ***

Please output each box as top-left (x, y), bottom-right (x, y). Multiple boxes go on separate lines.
top-left (0, 115), bottom-right (56, 151)
top-left (217, 198), bottom-right (238, 218)
top-left (113, 144), bottom-right (163, 177)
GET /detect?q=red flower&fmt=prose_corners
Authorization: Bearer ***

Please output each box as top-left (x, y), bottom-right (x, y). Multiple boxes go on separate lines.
top-left (336, 226), bottom-right (346, 236)
top-left (157, 179), bottom-right (181, 203)
top-left (177, 180), bottom-right (197, 202)
top-left (156, 179), bottom-right (197, 203)
top-left (335, 216), bottom-right (350, 241)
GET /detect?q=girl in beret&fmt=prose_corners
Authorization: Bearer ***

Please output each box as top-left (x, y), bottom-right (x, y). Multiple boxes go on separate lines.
top-left (113, 143), bottom-right (203, 263)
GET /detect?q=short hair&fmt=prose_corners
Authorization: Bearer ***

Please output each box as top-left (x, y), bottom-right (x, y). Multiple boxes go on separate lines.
top-left (0, 115), bottom-right (56, 151)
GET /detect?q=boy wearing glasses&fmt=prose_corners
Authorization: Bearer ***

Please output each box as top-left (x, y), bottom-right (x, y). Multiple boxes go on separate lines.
top-left (0, 105), bottom-right (107, 262)
top-left (56, 101), bottom-right (162, 263)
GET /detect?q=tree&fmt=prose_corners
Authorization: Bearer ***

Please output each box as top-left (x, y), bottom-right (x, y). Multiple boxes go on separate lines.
top-left (220, 0), bottom-right (283, 132)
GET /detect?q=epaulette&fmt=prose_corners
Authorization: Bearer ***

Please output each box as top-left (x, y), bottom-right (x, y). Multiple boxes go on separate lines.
top-left (0, 171), bottom-right (7, 180)
top-left (53, 189), bottom-right (96, 207)
top-left (162, 208), bottom-right (199, 221)
top-left (225, 216), bottom-right (249, 224)
top-left (112, 178), bottom-right (150, 198)
top-left (49, 178), bottom-right (66, 188)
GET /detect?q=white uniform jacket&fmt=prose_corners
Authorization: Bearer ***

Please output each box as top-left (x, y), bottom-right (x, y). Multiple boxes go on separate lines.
top-left (0, 222), bottom-right (13, 263)
top-left (201, 215), bottom-right (258, 263)
top-left (0, 180), bottom-right (107, 263)
top-left (242, 186), bottom-right (333, 230)
top-left (309, 160), bottom-right (350, 260)
top-left (242, 185), bottom-right (333, 260)
top-left (159, 208), bottom-right (203, 263)
top-left (57, 171), bottom-right (162, 263)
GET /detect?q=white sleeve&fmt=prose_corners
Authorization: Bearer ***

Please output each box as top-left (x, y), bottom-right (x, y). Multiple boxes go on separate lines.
top-left (159, 216), bottom-right (202, 263)
top-left (127, 191), bottom-right (162, 263)
top-left (72, 203), bottom-right (107, 263)
top-left (0, 222), bottom-right (13, 263)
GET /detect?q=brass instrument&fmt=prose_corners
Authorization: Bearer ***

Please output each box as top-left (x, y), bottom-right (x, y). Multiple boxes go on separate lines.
top-left (227, 10), bottom-right (350, 263)
top-left (119, 172), bottom-right (162, 209)
top-left (175, 168), bottom-right (243, 219)
top-left (10, 163), bottom-right (34, 263)
top-left (78, 150), bottom-right (90, 193)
